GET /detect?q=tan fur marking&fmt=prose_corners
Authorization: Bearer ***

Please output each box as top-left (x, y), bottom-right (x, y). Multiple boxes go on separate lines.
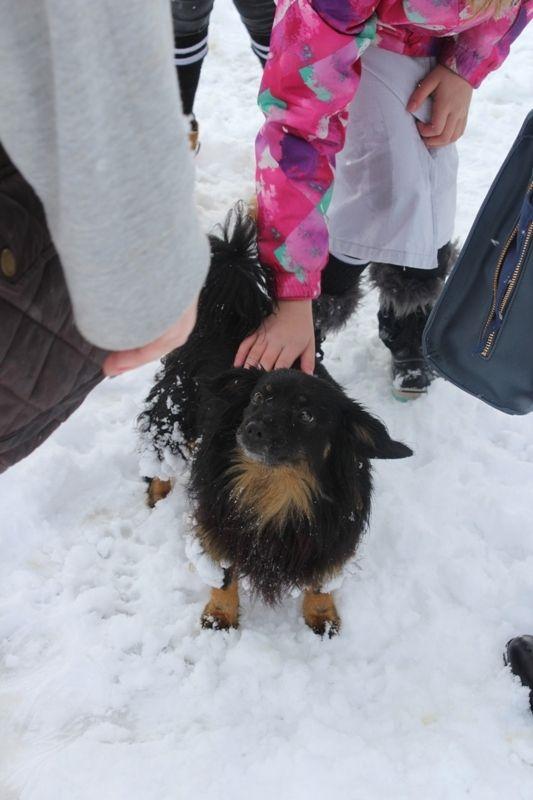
top-left (247, 196), bottom-right (258, 221)
top-left (353, 424), bottom-right (375, 449)
top-left (303, 589), bottom-right (340, 637)
top-left (201, 579), bottom-right (240, 630)
top-left (228, 453), bottom-right (320, 529)
top-left (147, 478), bottom-right (172, 508)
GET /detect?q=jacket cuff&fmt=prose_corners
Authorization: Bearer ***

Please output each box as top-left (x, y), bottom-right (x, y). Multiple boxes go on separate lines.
top-left (438, 40), bottom-right (487, 89)
top-left (273, 268), bottom-right (322, 301)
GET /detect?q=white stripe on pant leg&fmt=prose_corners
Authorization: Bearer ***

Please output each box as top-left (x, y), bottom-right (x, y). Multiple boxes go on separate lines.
top-left (251, 40), bottom-right (269, 51)
top-left (174, 46), bottom-right (209, 66)
top-left (251, 41), bottom-right (270, 55)
top-left (173, 35), bottom-right (208, 55)
top-left (251, 45), bottom-right (269, 59)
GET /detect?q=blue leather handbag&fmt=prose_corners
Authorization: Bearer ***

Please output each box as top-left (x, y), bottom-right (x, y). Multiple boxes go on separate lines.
top-left (423, 111), bottom-right (533, 415)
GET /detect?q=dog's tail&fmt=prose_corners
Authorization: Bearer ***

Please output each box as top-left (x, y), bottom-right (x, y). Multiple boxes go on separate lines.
top-left (197, 203), bottom-right (275, 341)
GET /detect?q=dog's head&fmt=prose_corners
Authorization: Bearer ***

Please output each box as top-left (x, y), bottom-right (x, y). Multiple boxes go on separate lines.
top-left (208, 368), bottom-right (412, 470)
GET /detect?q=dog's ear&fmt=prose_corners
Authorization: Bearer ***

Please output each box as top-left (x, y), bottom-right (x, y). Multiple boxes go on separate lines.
top-left (345, 402), bottom-right (413, 460)
top-left (206, 368), bottom-right (262, 401)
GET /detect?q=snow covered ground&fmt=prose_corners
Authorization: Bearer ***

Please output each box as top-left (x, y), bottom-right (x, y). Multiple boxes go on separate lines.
top-left (2, 5), bottom-right (533, 799)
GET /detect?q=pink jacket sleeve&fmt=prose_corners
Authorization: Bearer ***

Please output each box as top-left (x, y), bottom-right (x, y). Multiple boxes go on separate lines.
top-left (255, 0), bottom-right (379, 300)
top-left (439, 2), bottom-right (532, 88)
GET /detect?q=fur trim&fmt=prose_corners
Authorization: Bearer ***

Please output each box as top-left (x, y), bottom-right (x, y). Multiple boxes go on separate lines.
top-left (369, 241), bottom-right (459, 318)
top-left (437, 240), bottom-right (460, 274)
top-left (312, 280), bottom-right (363, 336)
top-left (313, 255), bottom-right (365, 336)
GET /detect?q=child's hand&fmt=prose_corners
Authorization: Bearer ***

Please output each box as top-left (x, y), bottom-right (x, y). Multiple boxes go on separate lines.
top-left (407, 64), bottom-right (473, 147)
top-left (234, 299), bottom-right (315, 375)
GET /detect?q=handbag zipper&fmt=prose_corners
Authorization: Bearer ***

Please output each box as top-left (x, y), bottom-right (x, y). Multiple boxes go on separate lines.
top-left (480, 218), bottom-right (533, 358)
top-left (497, 221), bottom-right (533, 318)
top-left (480, 179), bottom-right (533, 359)
top-left (479, 224), bottom-right (517, 355)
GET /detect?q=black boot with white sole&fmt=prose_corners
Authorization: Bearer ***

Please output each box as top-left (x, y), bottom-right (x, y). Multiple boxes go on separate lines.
top-left (369, 242), bottom-right (457, 401)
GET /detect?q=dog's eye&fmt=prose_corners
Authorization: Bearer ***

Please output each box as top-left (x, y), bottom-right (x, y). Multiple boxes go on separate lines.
top-left (251, 392), bottom-right (263, 405)
top-left (298, 409), bottom-right (314, 424)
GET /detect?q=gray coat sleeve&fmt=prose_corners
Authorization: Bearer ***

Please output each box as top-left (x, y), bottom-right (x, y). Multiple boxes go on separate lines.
top-left (0, 0), bottom-right (209, 351)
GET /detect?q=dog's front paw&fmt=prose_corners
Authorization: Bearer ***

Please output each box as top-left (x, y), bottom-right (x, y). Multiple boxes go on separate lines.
top-left (200, 608), bottom-right (239, 631)
top-left (200, 583), bottom-right (240, 631)
top-left (303, 590), bottom-right (340, 638)
top-left (309, 617), bottom-right (340, 639)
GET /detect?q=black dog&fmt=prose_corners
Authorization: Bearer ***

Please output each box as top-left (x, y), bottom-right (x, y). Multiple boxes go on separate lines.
top-left (139, 206), bottom-right (412, 635)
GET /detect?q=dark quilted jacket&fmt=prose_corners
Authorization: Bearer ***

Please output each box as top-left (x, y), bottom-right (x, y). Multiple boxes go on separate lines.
top-left (0, 143), bottom-right (107, 473)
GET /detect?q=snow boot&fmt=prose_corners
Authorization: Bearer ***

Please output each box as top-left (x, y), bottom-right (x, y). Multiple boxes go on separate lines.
top-left (505, 636), bottom-right (533, 713)
top-left (369, 242), bottom-right (457, 401)
top-left (376, 304), bottom-right (434, 400)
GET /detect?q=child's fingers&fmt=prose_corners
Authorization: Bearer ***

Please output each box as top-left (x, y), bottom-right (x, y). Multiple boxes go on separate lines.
top-left (243, 340), bottom-right (270, 370)
top-left (424, 114), bottom-right (457, 147)
top-left (417, 103), bottom-right (449, 138)
top-left (256, 345), bottom-right (279, 372)
top-left (234, 333), bottom-right (259, 367)
top-left (273, 346), bottom-right (299, 371)
top-left (300, 342), bottom-right (316, 375)
top-left (450, 117), bottom-right (467, 143)
top-left (406, 73), bottom-right (439, 113)
top-left (272, 340), bottom-right (315, 373)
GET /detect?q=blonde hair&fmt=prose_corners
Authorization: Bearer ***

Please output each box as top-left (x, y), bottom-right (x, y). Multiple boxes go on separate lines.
top-left (468, 0), bottom-right (517, 17)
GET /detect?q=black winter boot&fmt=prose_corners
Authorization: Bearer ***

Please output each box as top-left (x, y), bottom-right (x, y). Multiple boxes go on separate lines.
top-left (369, 242), bottom-right (457, 400)
top-left (377, 305), bottom-right (433, 399)
top-left (505, 636), bottom-right (533, 713)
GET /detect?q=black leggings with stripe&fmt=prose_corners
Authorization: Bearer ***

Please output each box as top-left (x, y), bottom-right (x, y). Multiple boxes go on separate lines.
top-left (171, 0), bottom-right (275, 115)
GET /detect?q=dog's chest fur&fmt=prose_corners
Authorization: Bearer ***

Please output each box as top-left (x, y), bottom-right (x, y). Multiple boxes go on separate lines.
top-left (227, 454), bottom-right (321, 530)
top-left (193, 443), bottom-right (366, 604)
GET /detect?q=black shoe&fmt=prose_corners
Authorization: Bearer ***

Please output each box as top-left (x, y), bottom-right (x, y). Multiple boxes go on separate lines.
top-left (391, 350), bottom-right (434, 401)
top-left (369, 246), bottom-right (458, 401)
top-left (505, 636), bottom-right (533, 712)
top-left (378, 307), bottom-right (434, 401)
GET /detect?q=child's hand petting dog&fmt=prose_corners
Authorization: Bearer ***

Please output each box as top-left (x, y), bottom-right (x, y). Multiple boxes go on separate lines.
top-left (234, 298), bottom-right (315, 375)
top-left (407, 64), bottom-right (473, 148)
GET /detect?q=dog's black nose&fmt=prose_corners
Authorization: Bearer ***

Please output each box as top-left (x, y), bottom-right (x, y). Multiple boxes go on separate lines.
top-left (245, 420), bottom-right (265, 441)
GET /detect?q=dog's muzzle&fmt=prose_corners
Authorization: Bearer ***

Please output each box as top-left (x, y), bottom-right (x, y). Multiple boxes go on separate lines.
top-left (236, 421), bottom-right (287, 465)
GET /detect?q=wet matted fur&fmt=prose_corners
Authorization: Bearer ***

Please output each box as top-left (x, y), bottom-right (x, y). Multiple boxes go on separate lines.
top-left (139, 204), bottom-right (412, 610)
